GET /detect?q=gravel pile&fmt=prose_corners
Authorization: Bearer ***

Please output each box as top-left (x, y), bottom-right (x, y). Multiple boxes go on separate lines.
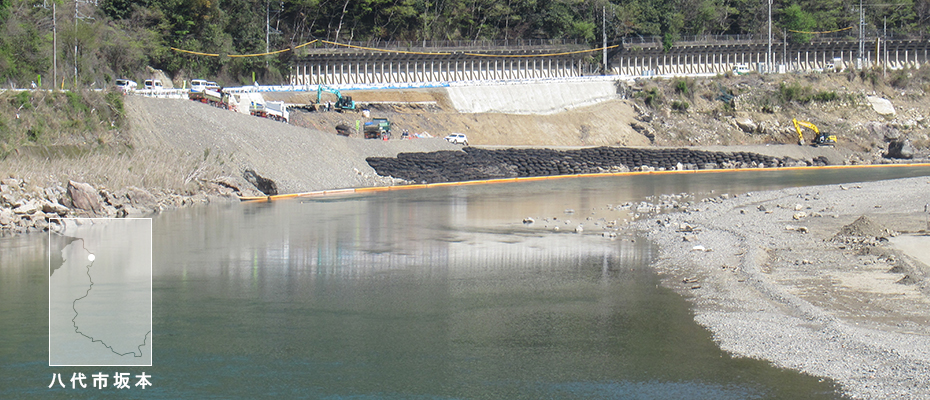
top-left (833, 215), bottom-right (895, 240)
top-left (126, 96), bottom-right (459, 193)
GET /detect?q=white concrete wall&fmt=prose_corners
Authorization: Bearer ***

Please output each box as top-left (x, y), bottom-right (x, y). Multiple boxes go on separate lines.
top-left (445, 78), bottom-right (620, 115)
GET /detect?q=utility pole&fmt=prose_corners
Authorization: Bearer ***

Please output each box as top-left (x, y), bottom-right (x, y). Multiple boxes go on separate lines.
top-left (859, 0), bottom-right (864, 68)
top-left (266, 0), bottom-right (270, 69)
top-left (768, 0), bottom-right (772, 73)
top-left (53, 2), bottom-right (56, 90)
top-left (74, 0), bottom-right (78, 87)
top-left (72, 0), bottom-right (97, 88)
top-left (35, 1), bottom-right (56, 89)
top-left (602, 6), bottom-right (607, 75)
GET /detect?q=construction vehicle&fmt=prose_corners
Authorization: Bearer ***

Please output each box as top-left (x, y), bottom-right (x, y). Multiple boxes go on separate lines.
top-left (363, 118), bottom-right (391, 139)
top-left (250, 100), bottom-right (289, 123)
top-left (189, 88), bottom-right (228, 109)
top-left (793, 118), bottom-right (837, 146)
top-left (317, 85), bottom-right (356, 111)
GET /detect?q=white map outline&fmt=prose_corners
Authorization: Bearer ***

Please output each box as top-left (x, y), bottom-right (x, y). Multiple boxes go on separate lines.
top-left (48, 218), bottom-right (153, 367)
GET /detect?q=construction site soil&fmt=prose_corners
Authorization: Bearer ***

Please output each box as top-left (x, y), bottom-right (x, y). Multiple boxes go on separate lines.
top-left (4, 72), bottom-right (929, 196)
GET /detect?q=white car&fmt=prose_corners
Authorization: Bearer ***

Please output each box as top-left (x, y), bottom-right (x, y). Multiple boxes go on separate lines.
top-left (444, 133), bottom-right (468, 145)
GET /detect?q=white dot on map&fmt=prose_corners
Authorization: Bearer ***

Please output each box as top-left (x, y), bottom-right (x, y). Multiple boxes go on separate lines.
top-left (88, 254), bottom-right (95, 262)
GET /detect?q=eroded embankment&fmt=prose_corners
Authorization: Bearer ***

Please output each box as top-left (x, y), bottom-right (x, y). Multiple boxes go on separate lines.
top-left (366, 146), bottom-right (827, 184)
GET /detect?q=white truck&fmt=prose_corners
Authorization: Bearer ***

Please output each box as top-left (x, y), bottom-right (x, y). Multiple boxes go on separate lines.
top-left (249, 100), bottom-right (289, 123)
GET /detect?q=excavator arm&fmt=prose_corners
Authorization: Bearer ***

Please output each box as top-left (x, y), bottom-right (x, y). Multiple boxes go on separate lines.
top-left (316, 85), bottom-right (356, 111)
top-left (792, 118), bottom-right (818, 145)
top-left (792, 118), bottom-right (837, 146)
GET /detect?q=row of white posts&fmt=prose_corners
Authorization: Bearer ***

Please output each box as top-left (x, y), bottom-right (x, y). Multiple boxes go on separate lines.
top-left (290, 58), bottom-right (594, 85)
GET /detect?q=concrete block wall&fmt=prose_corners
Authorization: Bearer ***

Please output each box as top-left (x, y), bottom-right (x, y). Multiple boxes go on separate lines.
top-left (445, 78), bottom-right (621, 115)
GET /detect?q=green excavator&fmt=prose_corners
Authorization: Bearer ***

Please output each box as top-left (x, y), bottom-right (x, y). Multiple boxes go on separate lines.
top-left (316, 85), bottom-right (356, 111)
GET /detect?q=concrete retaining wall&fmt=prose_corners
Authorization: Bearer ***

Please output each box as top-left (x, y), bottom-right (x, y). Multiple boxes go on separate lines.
top-left (445, 78), bottom-right (621, 115)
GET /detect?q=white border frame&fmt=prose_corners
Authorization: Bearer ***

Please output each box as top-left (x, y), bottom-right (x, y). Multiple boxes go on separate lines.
top-left (48, 217), bottom-right (153, 367)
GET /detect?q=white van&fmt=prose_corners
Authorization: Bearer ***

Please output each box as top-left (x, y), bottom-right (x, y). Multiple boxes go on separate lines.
top-left (190, 79), bottom-right (208, 92)
top-left (732, 64), bottom-right (750, 75)
top-left (115, 79), bottom-right (137, 93)
top-left (144, 79), bottom-right (164, 90)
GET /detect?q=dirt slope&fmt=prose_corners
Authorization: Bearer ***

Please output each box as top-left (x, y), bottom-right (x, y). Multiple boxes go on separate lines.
top-left (123, 96), bottom-right (458, 193)
top-left (279, 88), bottom-right (646, 147)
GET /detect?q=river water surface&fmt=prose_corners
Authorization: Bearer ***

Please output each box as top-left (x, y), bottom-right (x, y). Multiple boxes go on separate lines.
top-left (4, 166), bottom-right (930, 399)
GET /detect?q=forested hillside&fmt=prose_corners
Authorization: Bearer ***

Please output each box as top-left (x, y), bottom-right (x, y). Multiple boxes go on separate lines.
top-left (1, 0), bottom-right (929, 87)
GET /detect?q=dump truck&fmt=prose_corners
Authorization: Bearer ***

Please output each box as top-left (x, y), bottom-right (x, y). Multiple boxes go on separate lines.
top-left (363, 118), bottom-right (391, 139)
top-left (189, 88), bottom-right (227, 109)
top-left (250, 100), bottom-right (289, 123)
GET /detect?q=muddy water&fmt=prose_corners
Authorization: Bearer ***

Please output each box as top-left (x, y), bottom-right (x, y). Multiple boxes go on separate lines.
top-left (5, 166), bottom-right (930, 398)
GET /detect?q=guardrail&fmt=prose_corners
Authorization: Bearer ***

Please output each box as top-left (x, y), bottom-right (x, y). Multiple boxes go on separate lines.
top-left (623, 30), bottom-right (928, 47)
top-left (134, 88), bottom-right (188, 99)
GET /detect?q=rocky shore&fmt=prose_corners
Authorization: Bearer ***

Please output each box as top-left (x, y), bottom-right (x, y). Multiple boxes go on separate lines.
top-left (0, 177), bottom-right (246, 237)
top-left (632, 176), bottom-right (930, 399)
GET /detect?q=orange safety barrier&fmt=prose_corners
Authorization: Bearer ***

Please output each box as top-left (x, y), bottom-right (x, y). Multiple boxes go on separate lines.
top-left (239, 163), bottom-right (930, 203)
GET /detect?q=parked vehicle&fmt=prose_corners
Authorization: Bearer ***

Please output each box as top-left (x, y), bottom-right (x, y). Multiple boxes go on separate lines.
top-left (190, 79), bottom-right (208, 92)
top-left (363, 118), bottom-right (391, 139)
top-left (444, 133), bottom-right (468, 145)
top-left (250, 100), bottom-right (289, 123)
top-left (732, 64), bottom-right (750, 75)
top-left (144, 79), bottom-right (164, 90)
top-left (115, 79), bottom-right (137, 93)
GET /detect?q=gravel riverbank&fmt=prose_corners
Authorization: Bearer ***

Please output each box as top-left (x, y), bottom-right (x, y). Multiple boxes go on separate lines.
top-left (634, 176), bottom-right (930, 399)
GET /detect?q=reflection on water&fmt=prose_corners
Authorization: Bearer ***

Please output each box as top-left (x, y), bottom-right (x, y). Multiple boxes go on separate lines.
top-left (6, 166), bottom-right (928, 398)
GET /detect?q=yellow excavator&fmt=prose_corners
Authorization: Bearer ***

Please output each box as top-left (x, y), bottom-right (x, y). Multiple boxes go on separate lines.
top-left (792, 118), bottom-right (837, 146)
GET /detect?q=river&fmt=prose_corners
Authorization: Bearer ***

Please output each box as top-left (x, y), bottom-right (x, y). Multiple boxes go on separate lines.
top-left (4, 166), bottom-right (930, 399)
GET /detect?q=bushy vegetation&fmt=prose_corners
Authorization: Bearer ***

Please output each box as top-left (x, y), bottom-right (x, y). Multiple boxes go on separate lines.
top-left (639, 87), bottom-right (661, 108)
top-left (778, 82), bottom-right (839, 104)
top-left (0, 90), bottom-right (126, 157)
top-left (1, 0), bottom-right (929, 87)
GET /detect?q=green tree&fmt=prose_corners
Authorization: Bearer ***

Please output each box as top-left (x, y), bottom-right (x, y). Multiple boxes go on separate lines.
top-left (782, 4), bottom-right (817, 43)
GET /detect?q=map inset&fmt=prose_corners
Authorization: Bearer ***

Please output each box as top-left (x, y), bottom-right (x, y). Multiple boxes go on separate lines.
top-left (49, 218), bottom-right (152, 366)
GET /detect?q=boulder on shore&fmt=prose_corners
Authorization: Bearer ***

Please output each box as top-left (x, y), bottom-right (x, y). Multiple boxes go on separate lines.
top-left (885, 138), bottom-right (915, 159)
top-left (67, 180), bottom-right (102, 212)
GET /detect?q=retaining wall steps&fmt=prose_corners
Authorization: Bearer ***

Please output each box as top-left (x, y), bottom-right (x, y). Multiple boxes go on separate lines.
top-left (366, 147), bottom-right (825, 184)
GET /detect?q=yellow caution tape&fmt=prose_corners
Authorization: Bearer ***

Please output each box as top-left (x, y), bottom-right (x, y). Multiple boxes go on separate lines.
top-left (170, 47), bottom-right (220, 57)
top-left (320, 40), bottom-right (453, 55)
top-left (464, 45), bottom-right (620, 58)
top-left (175, 39), bottom-right (616, 59)
top-left (171, 40), bottom-right (318, 58)
top-left (788, 26), bottom-right (853, 34)
top-left (228, 48), bottom-right (293, 58)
